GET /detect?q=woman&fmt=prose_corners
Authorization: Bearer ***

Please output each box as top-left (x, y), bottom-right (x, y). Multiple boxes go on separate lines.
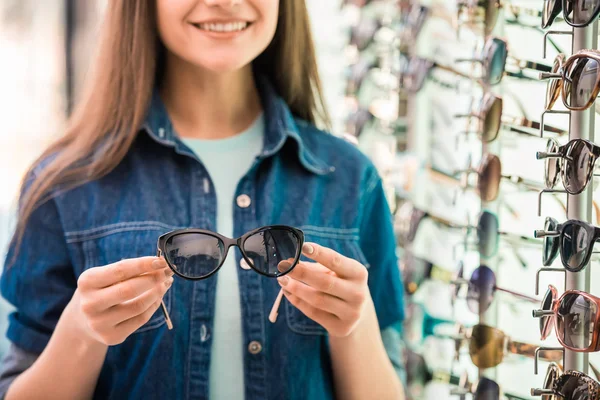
top-left (0, 1), bottom-right (405, 399)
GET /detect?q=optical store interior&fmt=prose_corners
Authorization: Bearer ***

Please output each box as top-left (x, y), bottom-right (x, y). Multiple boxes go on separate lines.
top-left (3, 0), bottom-right (600, 399)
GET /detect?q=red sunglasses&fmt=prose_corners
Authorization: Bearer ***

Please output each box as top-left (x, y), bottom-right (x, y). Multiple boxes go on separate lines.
top-left (534, 285), bottom-right (600, 352)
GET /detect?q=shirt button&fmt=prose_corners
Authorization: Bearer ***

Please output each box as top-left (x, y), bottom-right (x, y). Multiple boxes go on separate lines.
top-left (248, 341), bottom-right (262, 355)
top-left (158, 127), bottom-right (165, 138)
top-left (236, 194), bottom-right (251, 208)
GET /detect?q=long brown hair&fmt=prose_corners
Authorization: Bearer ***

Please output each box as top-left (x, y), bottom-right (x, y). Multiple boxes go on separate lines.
top-left (12, 0), bottom-right (330, 265)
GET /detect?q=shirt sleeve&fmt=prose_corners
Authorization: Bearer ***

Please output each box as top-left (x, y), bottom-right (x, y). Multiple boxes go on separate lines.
top-left (0, 343), bottom-right (39, 398)
top-left (0, 174), bottom-right (77, 354)
top-left (358, 168), bottom-right (405, 331)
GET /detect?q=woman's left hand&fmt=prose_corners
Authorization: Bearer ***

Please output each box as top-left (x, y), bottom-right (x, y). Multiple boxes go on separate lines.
top-left (277, 242), bottom-right (370, 338)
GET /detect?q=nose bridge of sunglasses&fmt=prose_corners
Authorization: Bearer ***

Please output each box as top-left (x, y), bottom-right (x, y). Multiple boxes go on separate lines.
top-left (538, 189), bottom-right (567, 216)
top-left (533, 346), bottom-right (564, 375)
top-left (534, 267), bottom-right (566, 295)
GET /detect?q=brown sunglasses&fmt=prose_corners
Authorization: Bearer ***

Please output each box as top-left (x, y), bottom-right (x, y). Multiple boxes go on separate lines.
top-left (534, 285), bottom-right (600, 352)
top-left (464, 324), bottom-right (562, 369)
top-left (541, 50), bottom-right (600, 111)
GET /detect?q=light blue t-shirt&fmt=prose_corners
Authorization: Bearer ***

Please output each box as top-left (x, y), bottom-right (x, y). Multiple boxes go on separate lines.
top-left (182, 113), bottom-right (264, 400)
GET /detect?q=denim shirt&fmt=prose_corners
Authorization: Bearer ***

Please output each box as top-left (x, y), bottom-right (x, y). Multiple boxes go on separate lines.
top-left (0, 77), bottom-right (405, 400)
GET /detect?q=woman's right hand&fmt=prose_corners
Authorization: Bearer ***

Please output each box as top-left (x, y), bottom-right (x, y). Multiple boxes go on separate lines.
top-left (72, 256), bottom-right (174, 346)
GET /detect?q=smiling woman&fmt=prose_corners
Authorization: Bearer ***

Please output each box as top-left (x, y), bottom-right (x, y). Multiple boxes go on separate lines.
top-left (0, 1), bottom-right (406, 400)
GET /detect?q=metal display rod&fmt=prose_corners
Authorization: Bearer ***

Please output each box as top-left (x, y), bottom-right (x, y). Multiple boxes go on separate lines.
top-left (564, 22), bottom-right (598, 375)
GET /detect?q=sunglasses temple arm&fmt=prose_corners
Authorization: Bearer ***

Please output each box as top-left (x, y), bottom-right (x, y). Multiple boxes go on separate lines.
top-left (155, 249), bottom-right (174, 330)
top-left (269, 289), bottom-right (285, 323)
top-left (496, 287), bottom-right (538, 303)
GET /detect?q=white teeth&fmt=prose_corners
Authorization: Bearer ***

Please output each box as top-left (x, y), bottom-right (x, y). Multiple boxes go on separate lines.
top-left (197, 22), bottom-right (248, 33)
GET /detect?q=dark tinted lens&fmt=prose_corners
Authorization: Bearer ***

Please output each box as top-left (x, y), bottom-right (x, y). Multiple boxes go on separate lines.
top-left (560, 222), bottom-right (591, 271)
top-left (481, 95), bottom-right (502, 142)
top-left (563, 140), bottom-right (594, 194)
top-left (545, 139), bottom-right (561, 189)
top-left (467, 265), bottom-right (496, 313)
top-left (243, 228), bottom-right (300, 276)
top-left (469, 324), bottom-right (505, 369)
top-left (543, 217), bottom-right (560, 266)
top-left (540, 287), bottom-right (554, 339)
top-left (542, 0), bottom-right (562, 28)
top-left (487, 38), bottom-right (507, 85)
top-left (165, 233), bottom-right (225, 278)
top-left (477, 211), bottom-right (499, 258)
top-left (563, 57), bottom-right (600, 109)
top-left (556, 293), bottom-right (598, 350)
top-left (478, 155), bottom-right (502, 201)
top-left (402, 254), bottom-right (433, 295)
top-left (475, 377), bottom-right (500, 400)
top-left (564, 0), bottom-right (600, 26)
top-left (556, 373), bottom-right (594, 400)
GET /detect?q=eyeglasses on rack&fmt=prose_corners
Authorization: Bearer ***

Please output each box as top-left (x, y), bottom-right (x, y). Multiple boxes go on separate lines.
top-left (455, 36), bottom-right (552, 85)
top-left (540, 50), bottom-right (600, 111)
top-left (534, 284), bottom-right (600, 352)
top-left (543, 0), bottom-right (600, 28)
top-left (531, 363), bottom-right (600, 400)
top-left (455, 92), bottom-right (567, 143)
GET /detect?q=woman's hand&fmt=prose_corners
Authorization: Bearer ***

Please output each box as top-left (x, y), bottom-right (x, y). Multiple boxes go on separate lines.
top-left (71, 256), bottom-right (174, 346)
top-left (277, 243), bottom-right (370, 337)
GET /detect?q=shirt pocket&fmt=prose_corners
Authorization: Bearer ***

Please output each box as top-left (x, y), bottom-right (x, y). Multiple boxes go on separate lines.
top-left (285, 227), bottom-right (369, 336)
top-left (70, 222), bottom-right (178, 334)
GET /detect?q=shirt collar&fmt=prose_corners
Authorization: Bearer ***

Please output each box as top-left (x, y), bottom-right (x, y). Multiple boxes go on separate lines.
top-left (142, 76), bottom-right (333, 176)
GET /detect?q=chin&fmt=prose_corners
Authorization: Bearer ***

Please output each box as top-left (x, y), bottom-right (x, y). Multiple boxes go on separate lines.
top-left (191, 55), bottom-right (254, 75)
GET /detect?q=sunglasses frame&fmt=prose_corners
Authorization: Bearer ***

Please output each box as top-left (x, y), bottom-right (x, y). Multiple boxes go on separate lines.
top-left (543, 51), bottom-right (600, 111)
top-left (156, 225), bottom-right (304, 280)
top-left (539, 284), bottom-right (600, 352)
top-left (545, 54), bottom-right (566, 110)
top-left (541, 138), bottom-right (600, 195)
top-left (554, 370), bottom-right (600, 398)
top-left (544, 0), bottom-right (600, 28)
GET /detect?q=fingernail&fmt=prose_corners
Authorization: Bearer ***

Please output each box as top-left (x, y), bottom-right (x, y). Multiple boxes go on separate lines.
top-left (164, 268), bottom-right (174, 278)
top-left (278, 276), bottom-right (289, 286)
top-left (278, 261), bottom-right (292, 272)
top-left (153, 259), bottom-right (166, 269)
top-left (303, 243), bottom-right (314, 255)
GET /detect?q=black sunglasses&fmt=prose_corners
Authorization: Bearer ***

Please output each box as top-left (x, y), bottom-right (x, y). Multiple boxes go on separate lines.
top-left (455, 37), bottom-right (552, 86)
top-left (157, 225), bottom-right (304, 280)
top-left (535, 218), bottom-right (600, 272)
top-left (543, 0), bottom-right (600, 27)
top-left (537, 138), bottom-right (600, 195)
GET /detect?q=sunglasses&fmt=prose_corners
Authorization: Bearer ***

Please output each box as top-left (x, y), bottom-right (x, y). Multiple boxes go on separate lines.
top-left (400, 56), bottom-right (472, 93)
top-left (154, 225), bottom-right (304, 329)
top-left (532, 363), bottom-right (600, 400)
top-left (534, 284), bottom-right (600, 352)
top-left (453, 264), bottom-right (538, 314)
top-left (456, 37), bottom-right (552, 86)
top-left (400, 253), bottom-right (455, 295)
top-left (537, 138), bottom-right (600, 195)
top-left (455, 93), bottom-right (567, 143)
top-left (543, 0), bottom-right (600, 27)
top-left (466, 324), bottom-right (563, 369)
top-left (541, 50), bottom-right (600, 111)
top-left (536, 217), bottom-right (600, 270)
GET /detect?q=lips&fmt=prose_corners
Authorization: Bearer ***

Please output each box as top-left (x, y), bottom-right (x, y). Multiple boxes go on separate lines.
top-left (192, 21), bottom-right (251, 33)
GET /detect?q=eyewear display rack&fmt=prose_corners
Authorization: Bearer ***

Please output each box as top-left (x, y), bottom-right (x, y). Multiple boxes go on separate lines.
top-left (561, 20), bottom-right (597, 377)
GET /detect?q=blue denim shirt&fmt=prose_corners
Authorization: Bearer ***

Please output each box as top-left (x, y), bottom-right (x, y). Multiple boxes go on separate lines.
top-left (1, 77), bottom-right (405, 400)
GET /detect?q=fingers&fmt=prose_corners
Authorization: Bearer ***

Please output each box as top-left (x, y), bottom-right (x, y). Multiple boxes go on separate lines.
top-left (279, 277), bottom-right (355, 319)
top-left (113, 299), bottom-right (164, 342)
top-left (89, 267), bottom-right (174, 311)
top-left (79, 256), bottom-right (167, 289)
top-left (281, 288), bottom-right (340, 329)
top-left (301, 243), bottom-right (364, 280)
top-left (282, 262), bottom-right (350, 298)
top-left (96, 275), bottom-right (173, 326)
